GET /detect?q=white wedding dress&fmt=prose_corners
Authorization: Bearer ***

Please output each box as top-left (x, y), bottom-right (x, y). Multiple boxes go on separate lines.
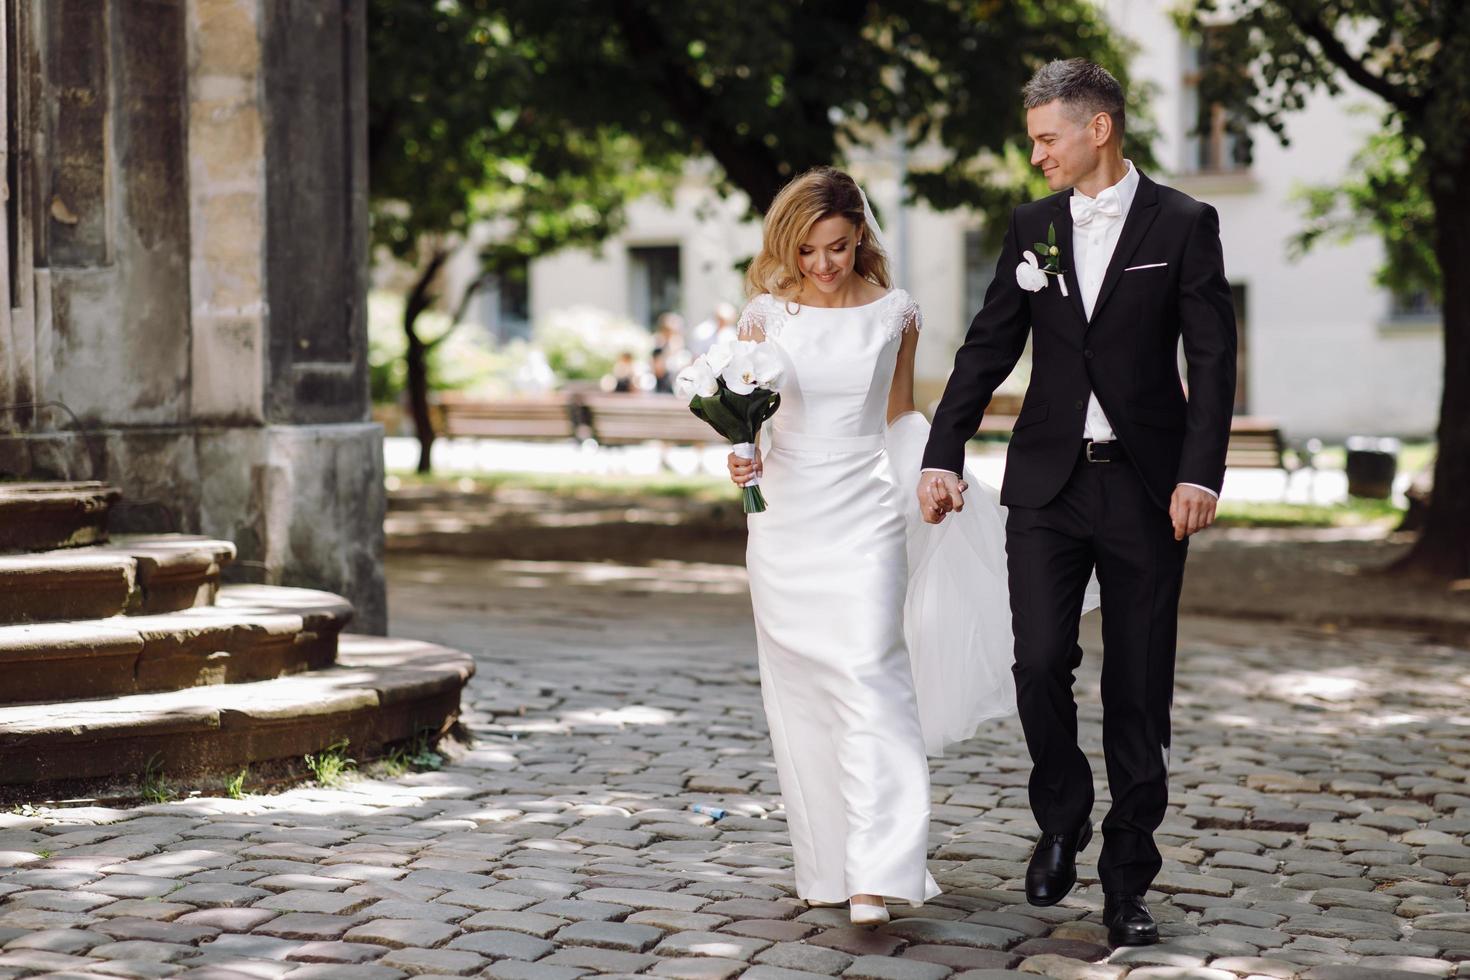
top-left (739, 288), bottom-right (1030, 906)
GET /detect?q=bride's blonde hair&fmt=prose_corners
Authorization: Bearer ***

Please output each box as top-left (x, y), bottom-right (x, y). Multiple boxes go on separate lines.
top-left (745, 167), bottom-right (892, 301)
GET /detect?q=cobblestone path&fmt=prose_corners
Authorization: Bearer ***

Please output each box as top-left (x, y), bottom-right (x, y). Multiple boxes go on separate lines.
top-left (0, 554), bottom-right (1466, 980)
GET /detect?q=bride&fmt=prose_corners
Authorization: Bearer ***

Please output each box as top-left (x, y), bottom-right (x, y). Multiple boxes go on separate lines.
top-left (728, 167), bottom-right (1021, 924)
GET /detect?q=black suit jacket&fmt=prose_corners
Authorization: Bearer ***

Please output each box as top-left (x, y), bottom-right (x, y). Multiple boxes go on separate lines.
top-left (922, 172), bottom-right (1237, 511)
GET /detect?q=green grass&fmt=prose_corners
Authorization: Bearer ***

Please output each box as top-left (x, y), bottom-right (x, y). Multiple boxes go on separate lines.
top-left (304, 738), bottom-right (357, 788)
top-left (379, 730), bottom-right (445, 778)
top-left (386, 468), bottom-right (731, 502)
top-left (225, 768), bottom-right (249, 800)
top-left (1215, 498), bottom-right (1404, 529)
top-left (139, 753), bottom-right (174, 804)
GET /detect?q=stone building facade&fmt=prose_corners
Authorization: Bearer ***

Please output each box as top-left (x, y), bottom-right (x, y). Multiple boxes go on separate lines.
top-left (0, 0), bottom-right (385, 629)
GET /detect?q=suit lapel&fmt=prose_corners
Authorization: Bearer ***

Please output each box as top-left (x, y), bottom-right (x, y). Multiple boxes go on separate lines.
top-left (1089, 172), bottom-right (1161, 324)
top-left (1050, 196), bottom-right (1088, 325)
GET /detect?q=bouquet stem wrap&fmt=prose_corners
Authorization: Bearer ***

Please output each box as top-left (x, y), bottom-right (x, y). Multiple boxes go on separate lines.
top-left (732, 442), bottom-right (766, 513)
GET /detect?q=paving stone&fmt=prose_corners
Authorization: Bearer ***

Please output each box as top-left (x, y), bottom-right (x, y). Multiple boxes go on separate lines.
top-left (92, 918), bottom-right (221, 945)
top-left (378, 946), bottom-right (486, 976)
top-left (1207, 956), bottom-right (1301, 978)
top-left (654, 930), bottom-right (771, 960)
top-left (1008, 938), bottom-right (1107, 961)
top-left (527, 900), bottom-right (633, 923)
top-left (193, 931), bottom-right (305, 961)
top-left (1121, 970), bottom-right (1235, 980)
top-left (283, 966), bottom-right (406, 980)
top-left (555, 920), bottom-right (664, 952)
top-left (478, 962), bottom-right (590, 980)
top-left (1298, 968), bottom-right (1432, 980)
top-left (1, 928), bottom-right (107, 954)
top-left (647, 957), bottom-right (749, 979)
top-left (254, 891), bottom-right (371, 916)
top-left (842, 955), bottom-right (952, 980)
top-left (446, 928), bottom-right (556, 960)
top-left (573, 889), bottom-right (707, 913)
top-left (540, 946), bottom-right (658, 973)
top-left (807, 928), bottom-right (907, 958)
top-left (175, 909), bottom-right (280, 932)
top-left (720, 920), bottom-right (818, 943)
top-left (881, 919), bottom-right (1020, 951)
top-left (741, 967), bottom-right (834, 980)
top-left (167, 884), bottom-right (272, 909)
top-left (698, 900), bottom-right (802, 921)
top-left (754, 941), bottom-right (854, 974)
top-left (253, 914), bottom-right (358, 941)
top-left (1015, 955), bottom-right (1126, 979)
top-left (460, 910), bottom-right (569, 937)
top-left (900, 947), bottom-right (1019, 972)
top-left (341, 919), bottom-right (460, 949)
top-left (285, 940), bottom-right (387, 964)
top-left (88, 939), bottom-right (199, 961)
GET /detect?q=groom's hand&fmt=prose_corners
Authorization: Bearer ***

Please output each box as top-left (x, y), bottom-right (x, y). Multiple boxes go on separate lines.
top-left (918, 471), bottom-right (967, 524)
top-left (1170, 484), bottom-right (1218, 540)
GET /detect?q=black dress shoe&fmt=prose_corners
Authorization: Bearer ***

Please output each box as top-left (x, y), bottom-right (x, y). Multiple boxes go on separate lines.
top-left (1103, 893), bottom-right (1159, 946)
top-left (1024, 820), bottom-right (1093, 906)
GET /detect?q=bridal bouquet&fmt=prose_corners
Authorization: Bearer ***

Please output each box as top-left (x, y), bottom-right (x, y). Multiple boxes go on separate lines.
top-left (675, 340), bottom-right (783, 513)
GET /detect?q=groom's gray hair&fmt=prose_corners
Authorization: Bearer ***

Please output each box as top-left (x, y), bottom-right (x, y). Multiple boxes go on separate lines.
top-left (1023, 59), bottom-right (1126, 137)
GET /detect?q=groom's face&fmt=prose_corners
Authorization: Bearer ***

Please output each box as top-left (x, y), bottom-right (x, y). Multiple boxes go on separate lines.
top-left (1027, 100), bottom-right (1100, 192)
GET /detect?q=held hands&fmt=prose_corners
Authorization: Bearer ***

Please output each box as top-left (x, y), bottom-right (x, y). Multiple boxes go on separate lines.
top-left (1170, 484), bottom-right (1217, 540)
top-left (728, 447), bottom-right (762, 487)
top-left (917, 471), bottom-right (968, 525)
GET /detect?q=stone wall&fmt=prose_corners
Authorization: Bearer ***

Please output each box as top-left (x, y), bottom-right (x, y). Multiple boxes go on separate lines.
top-left (0, 0), bottom-right (385, 630)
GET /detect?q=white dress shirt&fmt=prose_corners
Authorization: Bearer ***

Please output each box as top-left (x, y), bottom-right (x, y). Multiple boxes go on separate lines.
top-left (927, 160), bottom-right (1217, 500)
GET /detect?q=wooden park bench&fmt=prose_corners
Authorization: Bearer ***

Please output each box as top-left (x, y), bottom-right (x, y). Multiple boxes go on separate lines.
top-left (976, 392), bottom-right (1024, 435)
top-left (581, 394), bottom-right (726, 447)
top-left (1226, 416), bottom-right (1287, 470)
top-left (437, 393), bottom-right (589, 443)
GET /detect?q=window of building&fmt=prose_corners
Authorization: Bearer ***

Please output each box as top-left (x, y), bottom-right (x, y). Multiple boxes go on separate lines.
top-left (963, 229), bottom-right (996, 317)
top-left (1231, 282), bottom-right (1248, 413)
top-left (1182, 28), bottom-right (1252, 175)
top-left (1389, 287), bottom-right (1441, 322)
top-left (629, 245), bottom-right (682, 330)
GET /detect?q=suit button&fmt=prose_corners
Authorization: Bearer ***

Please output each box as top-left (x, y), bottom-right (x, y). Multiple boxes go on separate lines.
top-left (1084, 349), bottom-right (1094, 359)
top-left (1075, 400), bottom-right (1085, 410)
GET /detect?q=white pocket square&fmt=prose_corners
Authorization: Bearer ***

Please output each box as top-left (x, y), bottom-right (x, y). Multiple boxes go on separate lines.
top-left (1124, 262), bottom-right (1168, 272)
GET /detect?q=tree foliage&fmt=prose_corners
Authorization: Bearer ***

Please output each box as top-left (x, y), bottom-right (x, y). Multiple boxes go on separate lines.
top-left (1290, 120), bottom-right (1438, 302)
top-left (1179, 0), bottom-right (1470, 578)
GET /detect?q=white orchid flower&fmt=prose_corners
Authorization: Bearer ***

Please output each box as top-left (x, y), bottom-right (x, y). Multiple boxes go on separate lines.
top-left (674, 358), bottom-right (719, 401)
top-left (1015, 251), bottom-right (1048, 292)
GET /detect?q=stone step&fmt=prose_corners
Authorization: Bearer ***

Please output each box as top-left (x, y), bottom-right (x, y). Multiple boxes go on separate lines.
top-left (0, 635), bottom-right (474, 791)
top-left (0, 534), bottom-right (237, 625)
top-left (0, 584), bottom-right (353, 705)
top-left (0, 481), bottom-right (120, 553)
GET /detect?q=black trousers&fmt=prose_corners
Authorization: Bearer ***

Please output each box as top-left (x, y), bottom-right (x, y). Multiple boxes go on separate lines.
top-left (1004, 445), bottom-right (1188, 895)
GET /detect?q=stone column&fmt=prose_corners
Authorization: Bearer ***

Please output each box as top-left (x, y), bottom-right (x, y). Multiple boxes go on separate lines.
top-left (0, 0), bottom-right (385, 632)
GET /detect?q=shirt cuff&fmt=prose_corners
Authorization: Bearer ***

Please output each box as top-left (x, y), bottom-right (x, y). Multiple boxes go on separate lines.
top-left (1178, 482), bottom-right (1219, 499)
top-left (921, 468), bottom-right (960, 477)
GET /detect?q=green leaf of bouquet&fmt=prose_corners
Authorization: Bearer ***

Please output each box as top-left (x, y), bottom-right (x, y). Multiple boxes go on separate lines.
top-left (1033, 242), bottom-right (1049, 255)
top-left (1047, 222), bottom-right (1057, 245)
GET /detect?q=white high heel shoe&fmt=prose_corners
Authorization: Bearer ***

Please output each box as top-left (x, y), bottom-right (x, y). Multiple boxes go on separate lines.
top-left (849, 896), bottom-right (890, 926)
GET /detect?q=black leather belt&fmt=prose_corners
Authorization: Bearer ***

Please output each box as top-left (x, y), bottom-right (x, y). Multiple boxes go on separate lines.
top-left (1083, 440), bottom-right (1125, 463)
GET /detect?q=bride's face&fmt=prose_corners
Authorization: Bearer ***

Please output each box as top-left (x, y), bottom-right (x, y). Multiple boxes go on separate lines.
top-left (797, 215), bottom-right (860, 294)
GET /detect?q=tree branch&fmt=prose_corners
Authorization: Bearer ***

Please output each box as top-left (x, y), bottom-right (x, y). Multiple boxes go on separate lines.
top-left (1284, 7), bottom-right (1424, 117)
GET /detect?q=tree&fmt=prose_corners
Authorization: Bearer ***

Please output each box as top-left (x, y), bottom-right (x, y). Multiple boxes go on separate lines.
top-left (368, 0), bottom-right (677, 472)
top-left (1178, 1), bottom-right (1470, 579)
top-left (369, 1), bottom-right (1144, 469)
top-left (494, 0), bottom-right (1147, 223)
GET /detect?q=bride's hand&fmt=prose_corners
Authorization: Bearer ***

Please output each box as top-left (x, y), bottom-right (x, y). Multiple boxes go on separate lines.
top-left (918, 471), bottom-right (967, 524)
top-left (728, 448), bottom-right (762, 486)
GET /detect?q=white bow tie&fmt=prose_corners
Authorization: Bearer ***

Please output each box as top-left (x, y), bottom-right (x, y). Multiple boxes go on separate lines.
top-left (1071, 187), bottom-right (1123, 227)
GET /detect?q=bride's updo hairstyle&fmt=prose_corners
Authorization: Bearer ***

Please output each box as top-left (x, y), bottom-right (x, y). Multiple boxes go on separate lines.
top-left (745, 166), bottom-right (892, 301)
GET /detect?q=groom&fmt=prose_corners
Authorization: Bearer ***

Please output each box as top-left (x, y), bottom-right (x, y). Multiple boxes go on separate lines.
top-left (918, 60), bottom-right (1235, 946)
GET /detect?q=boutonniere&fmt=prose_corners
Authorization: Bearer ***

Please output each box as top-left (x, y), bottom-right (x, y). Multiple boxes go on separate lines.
top-left (1015, 222), bottom-right (1070, 297)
